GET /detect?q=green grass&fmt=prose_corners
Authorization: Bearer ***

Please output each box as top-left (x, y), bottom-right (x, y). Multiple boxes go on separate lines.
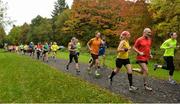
top-left (0, 51), bottom-right (129, 103)
top-left (56, 49), bottom-right (180, 82)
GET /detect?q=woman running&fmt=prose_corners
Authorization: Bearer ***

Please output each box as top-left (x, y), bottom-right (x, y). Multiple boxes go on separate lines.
top-left (66, 37), bottom-right (80, 75)
top-left (154, 32), bottom-right (178, 84)
top-left (51, 42), bottom-right (59, 61)
top-left (109, 31), bottom-right (138, 91)
top-left (36, 42), bottom-right (43, 60)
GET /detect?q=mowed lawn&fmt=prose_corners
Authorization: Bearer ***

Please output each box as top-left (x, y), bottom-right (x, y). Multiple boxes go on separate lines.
top-left (0, 50), bottom-right (129, 103)
top-left (56, 50), bottom-right (180, 83)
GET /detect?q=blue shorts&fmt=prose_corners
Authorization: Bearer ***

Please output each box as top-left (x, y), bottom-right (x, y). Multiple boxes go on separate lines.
top-left (99, 48), bottom-right (105, 56)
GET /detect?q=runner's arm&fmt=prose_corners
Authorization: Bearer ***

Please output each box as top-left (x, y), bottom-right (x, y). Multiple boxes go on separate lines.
top-left (87, 39), bottom-right (92, 51)
top-left (117, 41), bottom-right (127, 52)
top-left (133, 39), bottom-right (144, 55)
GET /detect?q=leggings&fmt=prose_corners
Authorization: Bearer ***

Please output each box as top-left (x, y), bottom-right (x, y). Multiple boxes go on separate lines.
top-left (163, 56), bottom-right (175, 76)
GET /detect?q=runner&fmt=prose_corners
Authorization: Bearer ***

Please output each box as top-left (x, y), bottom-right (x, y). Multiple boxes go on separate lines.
top-left (98, 37), bottom-right (107, 67)
top-left (36, 42), bottom-right (43, 60)
top-left (23, 44), bottom-right (29, 55)
top-left (133, 28), bottom-right (153, 91)
top-left (42, 42), bottom-right (49, 62)
top-left (66, 37), bottom-right (80, 75)
top-left (87, 32), bottom-right (102, 76)
top-left (154, 32), bottom-right (179, 84)
top-left (19, 44), bottom-right (24, 55)
top-left (51, 42), bottom-right (59, 61)
top-left (108, 31), bottom-right (138, 91)
top-left (29, 42), bottom-right (35, 56)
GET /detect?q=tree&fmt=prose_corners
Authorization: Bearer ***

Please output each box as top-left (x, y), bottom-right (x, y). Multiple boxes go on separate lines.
top-left (149, 0), bottom-right (180, 37)
top-left (51, 0), bottom-right (69, 17)
top-left (7, 25), bottom-right (22, 45)
top-left (28, 15), bottom-right (53, 44)
top-left (0, 24), bottom-right (6, 47)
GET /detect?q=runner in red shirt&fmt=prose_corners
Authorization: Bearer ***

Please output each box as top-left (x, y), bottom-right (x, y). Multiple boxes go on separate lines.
top-left (133, 28), bottom-right (153, 91)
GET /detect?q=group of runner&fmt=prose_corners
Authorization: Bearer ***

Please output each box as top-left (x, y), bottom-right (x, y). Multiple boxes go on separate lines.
top-left (6, 42), bottom-right (60, 62)
top-left (5, 27), bottom-right (178, 91)
top-left (85, 28), bottom-right (178, 91)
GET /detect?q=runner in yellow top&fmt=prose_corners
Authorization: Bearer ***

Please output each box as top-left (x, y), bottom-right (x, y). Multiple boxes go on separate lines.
top-left (109, 31), bottom-right (138, 91)
top-left (87, 32), bottom-right (102, 76)
top-left (51, 42), bottom-right (59, 61)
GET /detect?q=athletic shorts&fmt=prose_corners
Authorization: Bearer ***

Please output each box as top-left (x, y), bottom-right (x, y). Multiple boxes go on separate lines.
top-left (116, 58), bottom-right (130, 68)
top-left (99, 48), bottom-right (105, 56)
top-left (43, 51), bottom-right (48, 54)
top-left (69, 54), bottom-right (78, 63)
top-left (91, 54), bottom-right (99, 61)
top-left (136, 60), bottom-right (148, 64)
top-left (52, 51), bottom-right (57, 54)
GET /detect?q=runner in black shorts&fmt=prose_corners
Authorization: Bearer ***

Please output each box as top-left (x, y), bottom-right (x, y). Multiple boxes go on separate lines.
top-left (66, 37), bottom-right (80, 75)
top-left (109, 31), bottom-right (138, 91)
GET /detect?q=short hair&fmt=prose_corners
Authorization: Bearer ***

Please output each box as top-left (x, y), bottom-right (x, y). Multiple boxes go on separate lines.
top-left (143, 28), bottom-right (151, 33)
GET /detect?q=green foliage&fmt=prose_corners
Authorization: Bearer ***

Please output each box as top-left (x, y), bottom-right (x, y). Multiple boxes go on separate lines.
top-left (149, 0), bottom-right (180, 37)
top-left (0, 25), bottom-right (6, 47)
top-left (51, 0), bottom-right (69, 18)
top-left (6, 0), bottom-right (179, 48)
top-left (7, 25), bottom-right (22, 45)
top-left (29, 15), bottom-right (53, 43)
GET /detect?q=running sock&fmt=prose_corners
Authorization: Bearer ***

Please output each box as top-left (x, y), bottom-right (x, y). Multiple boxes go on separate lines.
top-left (127, 73), bottom-right (133, 86)
top-left (110, 71), bottom-right (116, 79)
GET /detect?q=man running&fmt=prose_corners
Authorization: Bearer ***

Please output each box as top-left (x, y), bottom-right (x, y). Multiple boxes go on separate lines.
top-left (154, 32), bottom-right (179, 84)
top-left (66, 37), bottom-right (80, 75)
top-left (87, 32), bottom-right (102, 76)
top-left (109, 31), bottom-right (138, 91)
top-left (133, 28), bottom-right (153, 91)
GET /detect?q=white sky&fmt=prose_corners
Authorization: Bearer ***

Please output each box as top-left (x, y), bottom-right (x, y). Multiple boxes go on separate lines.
top-left (2, 0), bottom-right (73, 33)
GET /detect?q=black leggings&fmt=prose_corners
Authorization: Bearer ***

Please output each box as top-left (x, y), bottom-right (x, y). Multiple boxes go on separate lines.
top-left (69, 54), bottom-right (78, 63)
top-left (163, 56), bottom-right (175, 76)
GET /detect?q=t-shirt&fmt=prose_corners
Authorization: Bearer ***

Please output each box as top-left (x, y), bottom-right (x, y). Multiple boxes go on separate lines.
top-left (160, 38), bottom-right (177, 56)
top-left (117, 40), bottom-right (130, 59)
top-left (43, 44), bottom-right (49, 51)
top-left (51, 44), bottom-right (59, 52)
top-left (88, 37), bottom-right (102, 55)
top-left (134, 36), bottom-right (152, 61)
top-left (76, 42), bottom-right (81, 53)
top-left (68, 42), bottom-right (77, 55)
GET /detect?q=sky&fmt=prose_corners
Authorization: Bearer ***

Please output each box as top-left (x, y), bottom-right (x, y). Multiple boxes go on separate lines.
top-left (2, 0), bottom-right (73, 33)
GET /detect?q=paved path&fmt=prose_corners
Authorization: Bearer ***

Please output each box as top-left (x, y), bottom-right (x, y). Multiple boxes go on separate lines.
top-left (42, 57), bottom-right (180, 103)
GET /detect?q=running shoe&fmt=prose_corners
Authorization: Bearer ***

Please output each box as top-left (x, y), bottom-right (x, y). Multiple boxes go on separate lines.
top-left (132, 68), bottom-right (141, 72)
top-left (154, 64), bottom-right (158, 71)
top-left (144, 85), bottom-right (152, 91)
top-left (95, 70), bottom-right (100, 77)
top-left (169, 80), bottom-right (177, 85)
top-left (129, 86), bottom-right (138, 91)
top-left (87, 67), bottom-right (92, 74)
top-left (66, 65), bottom-right (69, 70)
top-left (76, 70), bottom-right (80, 75)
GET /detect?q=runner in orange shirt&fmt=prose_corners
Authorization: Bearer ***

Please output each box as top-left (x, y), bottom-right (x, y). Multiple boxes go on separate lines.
top-left (87, 32), bottom-right (102, 76)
